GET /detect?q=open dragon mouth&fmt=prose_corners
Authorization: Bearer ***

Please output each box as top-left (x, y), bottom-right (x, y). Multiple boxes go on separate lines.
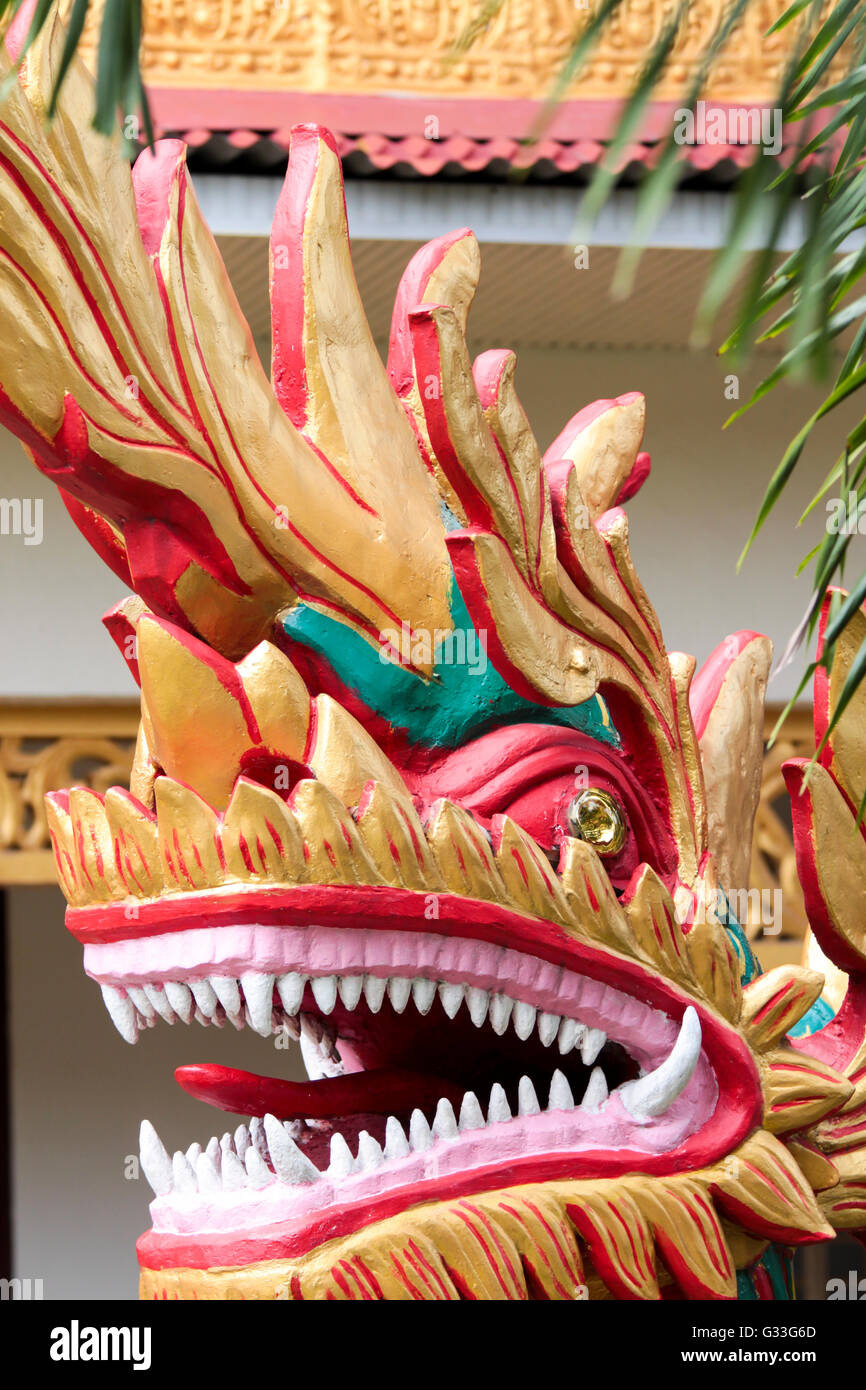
top-left (81, 898), bottom-right (755, 1262)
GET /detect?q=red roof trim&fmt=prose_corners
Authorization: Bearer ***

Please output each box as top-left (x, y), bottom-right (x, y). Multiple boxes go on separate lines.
top-left (147, 91), bottom-right (812, 177)
top-left (150, 89), bottom-right (785, 142)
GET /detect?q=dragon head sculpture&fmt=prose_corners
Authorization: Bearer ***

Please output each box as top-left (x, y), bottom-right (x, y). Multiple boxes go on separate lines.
top-left (3, 10), bottom-right (866, 1301)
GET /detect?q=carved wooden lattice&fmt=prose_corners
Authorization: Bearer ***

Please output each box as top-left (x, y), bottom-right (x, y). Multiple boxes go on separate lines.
top-left (0, 703), bottom-right (138, 884)
top-left (747, 704), bottom-right (813, 958)
top-left (71, 0), bottom-right (829, 103)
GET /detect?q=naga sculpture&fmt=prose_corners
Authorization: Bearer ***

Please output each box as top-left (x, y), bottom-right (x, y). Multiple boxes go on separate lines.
top-left (2, 11), bottom-right (866, 1301)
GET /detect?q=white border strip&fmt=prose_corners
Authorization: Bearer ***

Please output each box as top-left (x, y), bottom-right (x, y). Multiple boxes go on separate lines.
top-left (193, 175), bottom-right (863, 254)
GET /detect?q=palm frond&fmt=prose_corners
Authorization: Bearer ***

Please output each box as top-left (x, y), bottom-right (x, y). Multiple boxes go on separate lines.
top-left (0, 0), bottom-right (151, 145)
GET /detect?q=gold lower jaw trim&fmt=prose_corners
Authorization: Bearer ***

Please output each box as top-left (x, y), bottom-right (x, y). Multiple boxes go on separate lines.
top-left (140, 1261), bottom-right (301, 1301)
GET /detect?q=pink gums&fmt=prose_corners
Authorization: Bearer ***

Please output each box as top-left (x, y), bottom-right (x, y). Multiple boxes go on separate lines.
top-left (84, 921), bottom-right (679, 1070)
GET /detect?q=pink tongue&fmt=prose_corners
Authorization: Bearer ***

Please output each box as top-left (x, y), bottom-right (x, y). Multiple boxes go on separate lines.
top-left (175, 1063), bottom-right (465, 1121)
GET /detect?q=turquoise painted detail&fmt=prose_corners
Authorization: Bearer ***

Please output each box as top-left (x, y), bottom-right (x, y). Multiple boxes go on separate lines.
top-left (788, 995), bottom-right (835, 1038)
top-left (283, 578), bottom-right (620, 752)
top-left (736, 1249), bottom-right (794, 1301)
top-left (762, 1246), bottom-right (794, 1300)
top-left (715, 891), bottom-right (761, 985)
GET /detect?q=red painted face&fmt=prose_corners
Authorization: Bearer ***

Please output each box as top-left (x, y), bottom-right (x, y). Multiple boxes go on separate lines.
top-left (401, 722), bottom-right (678, 894)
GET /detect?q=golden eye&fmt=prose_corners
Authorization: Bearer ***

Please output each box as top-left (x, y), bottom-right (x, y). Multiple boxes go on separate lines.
top-left (566, 789), bottom-right (626, 855)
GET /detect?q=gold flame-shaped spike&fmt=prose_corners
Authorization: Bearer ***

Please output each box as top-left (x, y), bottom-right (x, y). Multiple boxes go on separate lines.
top-left (669, 653), bottom-right (707, 863)
top-left (130, 712), bottom-right (158, 810)
top-left (813, 1095), bottom-right (866, 1155)
top-left (426, 800), bottom-right (506, 904)
top-left (221, 777), bottom-right (304, 883)
top-left (104, 788), bottom-right (163, 899)
top-left (821, 600), bottom-right (866, 808)
top-left (786, 1140), bottom-right (839, 1194)
top-left (816, 1150), bottom-right (866, 1229)
top-left (557, 837), bottom-right (634, 954)
top-left (355, 783), bottom-right (442, 891)
top-left (139, 617), bottom-right (310, 811)
top-left (567, 1189), bottom-right (660, 1300)
top-left (635, 1180), bottom-right (736, 1300)
top-left (625, 866), bottom-right (696, 991)
top-left (154, 778), bottom-right (224, 892)
top-left (478, 349), bottom-right (558, 588)
top-left (455, 531), bottom-right (599, 707)
top-left (741, 966), bottom-right (825, 1050)
top-left (494, 817), bottom-right (571, 925)
top-left (44, 793), bottom-right (84, 907)
top-left (707, 1131), bottom-right (833, 1242)
top-left (684, 914), bottom-right (742, 1024)
top-left (307, 695), bottom-right (410, 807)
top-left (761, 1047), bottom-right (853, 1134)
top-left (67, 787), bottom-right (122, 902)
top-left (290, 780), bottom-right (382, 886)
top-left (389, 232), bottom-right (480, 530)
top-left (552, 394), bottom-right (646, 521)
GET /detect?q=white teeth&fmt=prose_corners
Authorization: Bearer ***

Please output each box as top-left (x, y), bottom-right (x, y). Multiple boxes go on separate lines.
top-left (328, 1132), bottom-right (356, 1181)
top-left (487, 1082), bottom-right (512, 1124)
top-left (582, 1066), bottom-right (609, 1111)
top-left (548, 1069), bottom-right (574, 1112)
top-left (438, 982), bottom-right (464, 1019)
top-left (244, 1147), bottom-right (272, 1188)
top-left (357, 1131), bottom-right (385, 1171)
top-left (205, 1136), bottom-right (221, 1166)
top-left (488, 994), bottom-right (513, 1036)
top-left (363, 975), bottom-right (388, 1014)
top-left (433, 1098), bottom-right (458, 1139)
top-left (459, 1092), bottom-right (485, 1131)
top-left (467, 987), bottom-right (489, 1027)
top-left (299, 1017), bottom-right (343, 1081)
top-left (264, 1114), bottom-right (320, 1184)
top-left (164, 980), bottom-right (194, 1024)
top-left (126, 985), bottom-right (156, 1022)
top-left (100, 985), bottom-right (138, 1044)
top-left (210, 976), bottom-right (242, 1022)
top-left (620, 1007), bottom-right (702, 1122)
top-left (338, 975), bottom-right (364, 1011)
top-left (242, 972), bottom-right (275, 1035)
top-left (581, 1028), bottom-right (606, 1066)
top-left (234, 1124), bottom-right (250, 1157)
top-left (139, 1121), bottom-right (173, 1196)
top-left (172, 1151), bottom-right (197, 1193)
top-left (221, 1150), bottom-right (247, 1191)
top-left (310, 975), bottom-right (338, 1015)
top-left (185, 1142), bottom-right (202, 1166)
top-left (143, 983), bottom-right (176, 1026)
top-left (409, 1108), bottom-right (433, 1152)
top-left (276, 972), bottom-right (306, 1015)
top-left (219, 1133), bottom-right (235, 1158)
top-left (558, 1018), bottom-right (584, 1055)
top-left (196, 1152), bottom-right (222, 1194)
top-left (411, 977), bottom-right (437, 1015)
top-left (189, 978), bottom-right (219, 1019)
top-left (387, 976), bottom-right (412, 1014)
top-left (249, 1118), bottom-right (268, 1163)
top-left (384, 1116), bottom-right (410, 1159)
top-left (517, 1076), bottom-right (541, 1116)
top-left (537, 1011), bottom-right (560, 1048)
top-left (513, 1001), bottom-right (536, 1041)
